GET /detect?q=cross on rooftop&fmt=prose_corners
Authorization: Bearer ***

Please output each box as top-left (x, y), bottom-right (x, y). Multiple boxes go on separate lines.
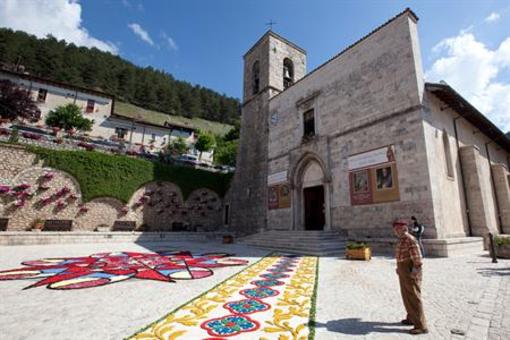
top-left (266, 20), bottom-right (277, 31)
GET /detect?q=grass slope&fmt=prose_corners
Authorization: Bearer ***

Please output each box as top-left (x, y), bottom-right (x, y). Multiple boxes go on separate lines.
top-left (115, 101), bottom-right (234, 136)
top-left (29, 147), bottom-right (233, 203)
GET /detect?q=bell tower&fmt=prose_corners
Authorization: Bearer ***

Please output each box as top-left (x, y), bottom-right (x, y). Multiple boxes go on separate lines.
top-left (229, 31), bottom-right (306, 234)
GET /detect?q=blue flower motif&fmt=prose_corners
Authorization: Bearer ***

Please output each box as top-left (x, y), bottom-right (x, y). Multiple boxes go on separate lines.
top-left (224, 298), bottom-right (270, 314)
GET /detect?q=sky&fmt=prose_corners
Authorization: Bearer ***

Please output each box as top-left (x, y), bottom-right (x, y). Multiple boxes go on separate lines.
top-left (0, 0), bottom-right (509, 132)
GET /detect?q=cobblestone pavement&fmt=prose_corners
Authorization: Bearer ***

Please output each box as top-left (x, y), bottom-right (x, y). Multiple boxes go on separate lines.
top-left (315, 253), bottom-right (510, 340)
top-left (0, 242), bottom-right (508, 339)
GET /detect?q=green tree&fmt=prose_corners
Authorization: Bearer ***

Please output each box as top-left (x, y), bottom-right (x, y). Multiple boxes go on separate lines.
top-left (0, 79), bottom-right (40, 122)
top-left (167, 136), bottom-right (188, 157)
top-left (194, 132), bottom-right (215, 160)
top-left (45, 103), bottom-right (93, 132)
top-left (214, 139), bottom-right (238, 166)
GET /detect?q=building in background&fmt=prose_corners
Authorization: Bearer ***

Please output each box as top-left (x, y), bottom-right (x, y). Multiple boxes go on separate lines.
top-left (0, 69), bottom-right (214, 163)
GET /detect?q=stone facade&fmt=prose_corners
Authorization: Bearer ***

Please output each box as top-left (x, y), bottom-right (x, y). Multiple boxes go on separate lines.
top-left (229, 9), bottom-right (510, 241)
top-left (0, 144), bottom-right (223, 231)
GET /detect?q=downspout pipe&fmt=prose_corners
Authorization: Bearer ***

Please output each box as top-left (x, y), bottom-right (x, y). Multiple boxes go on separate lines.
top-left (453, 116), bottom-right (473, 236)
top-left (485, 141), bottom-right (504, 234)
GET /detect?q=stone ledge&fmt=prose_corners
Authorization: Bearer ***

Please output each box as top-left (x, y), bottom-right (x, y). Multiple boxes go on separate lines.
top-left (0, 231), bottom-right (224, 246)
top-left (352, 237), bottom-right (485, 257)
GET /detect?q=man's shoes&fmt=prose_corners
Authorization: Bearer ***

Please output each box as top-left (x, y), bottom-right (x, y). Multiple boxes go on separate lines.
top-left (409, 328), bottom-right (429, 335)
top-left (401, 319), bottom-right (413, 325)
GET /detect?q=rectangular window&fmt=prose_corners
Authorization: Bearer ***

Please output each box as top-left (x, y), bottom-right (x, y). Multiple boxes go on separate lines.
top-left (85, 99), bottom-right (95, 113)
top-left (151, 133), bottom-right (156, 141)
top-left (442, 130), bottom-right (454, 178)
top-left (115, 127), bottom-right (128, 139)
top-left (224, 204), bottom-right (230, 225)
top-left (303, 109), bottom-right (315, 138)
top-left (37, 89), bottom-right (47, 102)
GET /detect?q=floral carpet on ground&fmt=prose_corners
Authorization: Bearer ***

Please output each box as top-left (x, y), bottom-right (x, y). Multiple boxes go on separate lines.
top-left (0, 251), bottom-right (248, 290)
top-left (129, 253), bottom-right (319, 340)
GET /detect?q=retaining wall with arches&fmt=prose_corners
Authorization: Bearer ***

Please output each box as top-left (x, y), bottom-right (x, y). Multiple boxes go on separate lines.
top-left (0, 144), bottom-right (224, 232)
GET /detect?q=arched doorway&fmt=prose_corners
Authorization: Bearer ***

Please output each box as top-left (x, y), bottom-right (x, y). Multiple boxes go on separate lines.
top-left (302, 162), bottom-right (325, 230)
top-left (291, 154), bottom-right (331, 231)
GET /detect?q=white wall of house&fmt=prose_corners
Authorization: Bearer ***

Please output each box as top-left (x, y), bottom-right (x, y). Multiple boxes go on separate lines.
top-left (0, 71), bottom-right (215, 164)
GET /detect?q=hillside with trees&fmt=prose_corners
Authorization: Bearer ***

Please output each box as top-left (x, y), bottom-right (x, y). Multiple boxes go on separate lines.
top-left (0, 28), bottom-right (240, 125)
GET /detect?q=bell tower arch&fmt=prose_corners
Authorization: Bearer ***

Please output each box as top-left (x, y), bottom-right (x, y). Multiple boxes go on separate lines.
top-left (229, 31), bottom-right (306, 234)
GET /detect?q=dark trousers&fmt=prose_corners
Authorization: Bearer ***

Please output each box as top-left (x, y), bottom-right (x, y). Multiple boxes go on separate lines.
top-left (397, 259), bottom-right (427, 330)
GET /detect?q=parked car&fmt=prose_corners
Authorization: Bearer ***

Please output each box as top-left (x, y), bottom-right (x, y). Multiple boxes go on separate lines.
top-left (176, 154), bottom-right (199, 166)
top-left (11, 124), bottom-right (51, 137)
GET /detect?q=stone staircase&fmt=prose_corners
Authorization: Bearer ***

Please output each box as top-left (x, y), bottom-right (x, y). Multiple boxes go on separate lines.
top-left (238, 230), bottom-right (348, 256)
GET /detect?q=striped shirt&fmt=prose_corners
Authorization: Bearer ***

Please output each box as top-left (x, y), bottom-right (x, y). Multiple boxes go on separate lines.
top-left (395, 233), bottom-right (422, 266)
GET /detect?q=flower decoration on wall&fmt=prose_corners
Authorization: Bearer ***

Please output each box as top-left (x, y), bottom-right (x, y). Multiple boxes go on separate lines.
top-left (13, 183), bottom-right (31, 192)
top-left (39, 197), bottom-right (53, 206)
top-left (41, 172), bottom-right (55, 181)
top-left (78, 205), bottom-right (88, 214)
top-left (54, 186), bottom-right (70, 199)
top-left (0, 185), bottom-right (10, 194)
top-left (56, 201), bottom-right (66, 209)
top-left (14, 199), bottom-right (25, 208)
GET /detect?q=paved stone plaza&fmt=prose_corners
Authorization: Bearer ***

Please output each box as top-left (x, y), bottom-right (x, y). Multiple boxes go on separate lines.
top-left (0, 241), bottom-right (508, 339)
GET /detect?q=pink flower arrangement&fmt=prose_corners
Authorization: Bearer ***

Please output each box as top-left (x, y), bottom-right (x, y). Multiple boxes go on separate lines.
top-left (14, 200), bottom-right (25, 208)
top-left (68, 194), bottom-right (78, 201)
top-left (13, 183), bottom-right (31, 191)
top-left (78, 205), bottom-right (89, 213)
top-left (0, 185), bottom-right (10, 194)
top-left (54, 186), bottom-right (70, 198)
top-left (39, 197), bottom-right (53, 206)
top-left (42, 172), bottom-right (55, 181)
top-left (56, 201), bottom-right (66, 209)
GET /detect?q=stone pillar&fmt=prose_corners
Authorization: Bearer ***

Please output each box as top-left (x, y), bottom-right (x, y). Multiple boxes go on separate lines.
top-left (459, 145), bottom-right (495, 236)
top-left (492, 164), bottom-right (510, 234)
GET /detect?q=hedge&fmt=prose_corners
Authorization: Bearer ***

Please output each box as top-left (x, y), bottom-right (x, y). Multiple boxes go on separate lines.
top-left (28, 147), bottom-right (233, 203)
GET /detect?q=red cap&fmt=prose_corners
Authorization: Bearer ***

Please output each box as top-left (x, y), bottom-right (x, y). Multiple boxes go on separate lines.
top-left (393, 219), bottom-right (408, 226)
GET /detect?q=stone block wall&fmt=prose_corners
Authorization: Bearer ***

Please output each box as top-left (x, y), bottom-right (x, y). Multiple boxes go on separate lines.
top-left (0, 144), bottom-right (224, 232)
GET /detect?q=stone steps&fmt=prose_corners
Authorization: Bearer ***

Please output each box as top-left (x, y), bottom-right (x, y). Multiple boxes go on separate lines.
top-left (238, 230), bottom-right (348, 256)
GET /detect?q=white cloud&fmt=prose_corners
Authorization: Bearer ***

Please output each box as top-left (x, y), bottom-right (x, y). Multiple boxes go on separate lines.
top-left (128, 23), bottom-right (154, 46)
top-left (0, 0), bottom-right (117, 53)
top-left (426, 33), bottom-right (510, 132)
top-left (161, 32), bottom-right (178, 51)
top-left (485, 12), bottom-right (501, 23)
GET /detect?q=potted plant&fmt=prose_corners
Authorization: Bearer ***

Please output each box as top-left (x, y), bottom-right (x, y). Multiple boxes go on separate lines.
top-left (31, 218), bottom-right (44, 232)
top-left (223, 235), bottom-right (234, 244)
top-left (495, 236), bottom-right (510, 259)
top-left (346, 241), bottom-right (372, 261)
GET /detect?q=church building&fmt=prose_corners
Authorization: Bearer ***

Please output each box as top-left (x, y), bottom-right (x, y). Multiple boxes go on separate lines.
top-left (227, 9), bottom-right (510, 255)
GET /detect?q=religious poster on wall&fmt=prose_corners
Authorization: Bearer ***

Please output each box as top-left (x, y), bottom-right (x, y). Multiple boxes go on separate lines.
top-left (348, 145), bottom-right (400, 205)
top-left (268, 185), bottom-right (279, 209)
top-left (278, 183), bottom-right (291, 208)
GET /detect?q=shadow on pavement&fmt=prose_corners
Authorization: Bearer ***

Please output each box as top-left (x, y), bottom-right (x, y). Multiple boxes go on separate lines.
top-left (311, 318), bottom-right (410, 335)
top-left (477, 267), bottom-right (510, 277)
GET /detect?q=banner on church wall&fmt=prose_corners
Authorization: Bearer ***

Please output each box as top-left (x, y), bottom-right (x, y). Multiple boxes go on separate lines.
top-left (268, 171), bottom-right (287, 185)
top-left (268, 183), bottom-right (291, 209)
top-left (348, 145), bottom-right (400, 205)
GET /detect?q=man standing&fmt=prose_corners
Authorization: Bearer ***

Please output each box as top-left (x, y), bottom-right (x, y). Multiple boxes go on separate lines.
top-left (410, 216), bottom-right (425, 257)
top-left (393, 219), bottom-right (428, 335)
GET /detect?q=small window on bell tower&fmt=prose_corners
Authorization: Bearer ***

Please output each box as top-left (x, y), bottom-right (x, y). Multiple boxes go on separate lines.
top-left (252, 61), bottom-right (260, 95)
top-left (283, 58), bottom-right (294, 89)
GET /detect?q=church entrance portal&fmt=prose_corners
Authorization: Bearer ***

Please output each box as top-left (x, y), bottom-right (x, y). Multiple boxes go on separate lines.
top-left (303, 185), bottom-right (325, 230)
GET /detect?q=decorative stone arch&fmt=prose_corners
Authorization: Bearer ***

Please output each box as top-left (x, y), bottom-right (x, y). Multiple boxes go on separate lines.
top-left (290, 152), bottom-right (332, 231)
top-left (13, 167), bottom-right (83, 199)
top-left (130, 181), bottom-right (185, 231)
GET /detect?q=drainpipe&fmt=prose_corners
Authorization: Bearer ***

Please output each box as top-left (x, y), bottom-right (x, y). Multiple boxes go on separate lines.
top-left (453, 116), bottom-right (473, 236)
top-left (485, 141), bottom-right (503, 234)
